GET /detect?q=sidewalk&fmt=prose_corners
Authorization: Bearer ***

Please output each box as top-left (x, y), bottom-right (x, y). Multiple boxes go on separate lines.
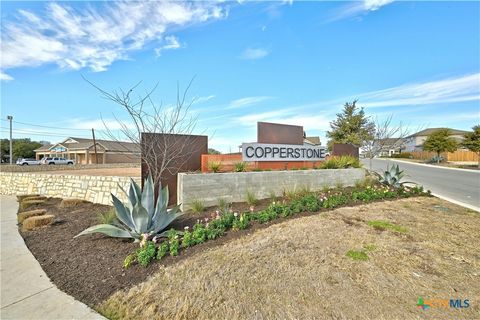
top-left (0, 196), bottom-right (105, 320)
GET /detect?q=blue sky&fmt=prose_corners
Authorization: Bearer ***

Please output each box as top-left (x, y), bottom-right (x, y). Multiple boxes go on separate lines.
top-left (1, 0), bottom-right (479, 152)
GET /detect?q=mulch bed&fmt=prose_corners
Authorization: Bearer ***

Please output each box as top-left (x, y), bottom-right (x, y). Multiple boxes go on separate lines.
top-left (18, 193), bottom-right (416, 308)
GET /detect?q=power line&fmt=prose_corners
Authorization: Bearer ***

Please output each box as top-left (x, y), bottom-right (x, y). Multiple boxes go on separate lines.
top-left (0, 128), bottom-right (92, 139)
top-left (0, 119), bottom-right (95, 131)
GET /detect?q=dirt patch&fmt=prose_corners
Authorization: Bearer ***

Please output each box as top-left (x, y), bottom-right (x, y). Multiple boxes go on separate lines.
top-left (98, 197), bottom-right (480, 320)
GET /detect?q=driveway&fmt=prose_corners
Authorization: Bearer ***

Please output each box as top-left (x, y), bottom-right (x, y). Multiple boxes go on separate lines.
top-left (362, 158), bottom-right (480, 211)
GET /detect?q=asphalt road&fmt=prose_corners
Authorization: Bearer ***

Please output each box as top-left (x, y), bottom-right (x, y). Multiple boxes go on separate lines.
top-left (361, 158), bottom-right (480, 210)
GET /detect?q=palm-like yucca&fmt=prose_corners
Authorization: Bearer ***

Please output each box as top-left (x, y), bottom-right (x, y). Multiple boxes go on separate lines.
top-left (74, 175), bottom-right (183, 242)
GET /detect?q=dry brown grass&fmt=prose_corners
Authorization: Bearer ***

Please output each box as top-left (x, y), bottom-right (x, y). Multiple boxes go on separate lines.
top-left (59, 198), bottom-right (89, 208)
top-left (22, 214), bottom-right (55, 231)
top-left (17, 209), bottom-right (47, 223)
top-left (99, 197), bottom-right (480, 320)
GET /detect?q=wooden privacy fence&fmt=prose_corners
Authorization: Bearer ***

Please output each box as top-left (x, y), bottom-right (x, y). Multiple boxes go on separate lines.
top-left (411, 150), bottom-right (478, 162)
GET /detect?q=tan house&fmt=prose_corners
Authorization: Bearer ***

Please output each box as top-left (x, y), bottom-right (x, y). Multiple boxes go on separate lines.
top-left (404, 128), bottom-right (470, 152)
top-left (35, 137), bottom-right (140, 164)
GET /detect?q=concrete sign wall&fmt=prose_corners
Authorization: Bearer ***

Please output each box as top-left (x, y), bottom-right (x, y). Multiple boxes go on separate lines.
top-left (242, 143), bottom-right (326, 162)
top-left (178, 168), bottom-right (365, 211)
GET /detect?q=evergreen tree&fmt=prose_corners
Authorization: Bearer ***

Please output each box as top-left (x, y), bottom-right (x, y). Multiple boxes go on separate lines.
top-left (462, 125), bottom-right (480, 168)
top-left (326, 100), bottom-right (375, 150)
top-left (423, 129), bottom-right (457, 163)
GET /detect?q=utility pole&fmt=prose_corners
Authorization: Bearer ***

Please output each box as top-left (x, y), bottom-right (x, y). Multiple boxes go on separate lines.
top-left (7, 115), bottom-right (13, 164)
top-left (91, 128), bottom-right (98, 164)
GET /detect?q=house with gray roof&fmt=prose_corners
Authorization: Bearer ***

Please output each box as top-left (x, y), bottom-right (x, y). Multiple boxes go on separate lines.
top-left (34, 137), bottom-right (140, 164)
top-left (404, 128), bottom-right (470, 152)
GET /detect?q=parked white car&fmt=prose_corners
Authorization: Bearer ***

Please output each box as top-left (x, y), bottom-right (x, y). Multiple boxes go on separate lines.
top-left (40, 157), bottom-right (75, 165)
top-left (16, 158), bottom-right (41, 166)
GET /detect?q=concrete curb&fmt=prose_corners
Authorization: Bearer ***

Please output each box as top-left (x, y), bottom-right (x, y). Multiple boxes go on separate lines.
top-left (375, 158), bottom-right (480, 173)
top-left (431, 193), bottom-right (480, 213)
top-left (0, 196), bottom-right (106, 320)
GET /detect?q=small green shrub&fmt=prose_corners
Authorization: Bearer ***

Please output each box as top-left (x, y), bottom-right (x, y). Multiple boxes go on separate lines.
top-left (208, 161), bottom-right (222, 173)
top-left (346, 250), bottom-right (369, 261)
top-left (136, 242), bottom-right (156, 267)
top-left (232, 213), bottom-right (249, 230)
top-left (234, 162), bottom-right (247, 172)
top-left (97, 210), bottom-right (117, 224)
top-left (167, 229), bottom-right (180, 256)
top-left (192, 223), bottom-right (207, 244)
top-left (190, 200), bottom-right (205, 214)
top-left (246, 191), bottom-right (258, 206)
top-left (301, 194), bottom-right (320, 212)
top-left (322, 194), bottom-right (348, 209)
top-left (182, 229), bottom-right (193, 248)
top-left (156, 242), bottom-right (169, 260)
top-left (320, 156), bottom-right (361, 169)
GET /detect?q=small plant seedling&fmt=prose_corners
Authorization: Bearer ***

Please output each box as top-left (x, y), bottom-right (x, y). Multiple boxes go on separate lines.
top-left (363, 244), bottom-right (376, 252)
top-left (191, 200), bottom-right (205, 214)
top-left (208, 161), bottom-right (222, 173)
top-left (246, 191), bottom-right (258, 206)
top-left (346, 250), bottom-right (369, 261)
top-left (97, 210), bottom-right (117, 224)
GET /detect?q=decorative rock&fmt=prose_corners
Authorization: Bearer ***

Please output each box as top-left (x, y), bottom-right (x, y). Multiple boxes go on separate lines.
top-left (17, 209), bottom-right (47, 223)
top-left (22, 196), bottom-right (48, 202)
top-left (20, 199), bottom-right (46, 211)
top-left (22, 214), bottom-right (55, 231)
top-left (59, 198), bottom-right (89, 208)
top-left (17, 194), bottom-right (40, 202)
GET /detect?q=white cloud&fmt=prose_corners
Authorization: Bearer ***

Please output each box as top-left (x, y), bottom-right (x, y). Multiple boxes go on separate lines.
top-left (155, 35), bottom-right (182, 57)
top-left (1, 1), bottom-right (227, 78)
top-left (327, 0), bottom-right (394, 22)
top-left (240, 47), bottom-right (269, 60)
top-left (194, 95), bottom-right (216, 104)
top-left (227, 96), bottom-right (272, 109)
top-left (357, 73), bottom-right (480, 108)
top-left (0, 72), bottom-right (13, 81)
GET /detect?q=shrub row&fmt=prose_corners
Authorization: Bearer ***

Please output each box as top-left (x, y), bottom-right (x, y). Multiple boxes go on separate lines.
top-left (207, 155), bottom-right (361, 173)
top-left (126, 184), bottom-right (427, 268)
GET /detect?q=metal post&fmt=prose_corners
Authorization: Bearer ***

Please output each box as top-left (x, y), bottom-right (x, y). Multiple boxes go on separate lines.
top-left (7, 115), bottom-right (13, 164)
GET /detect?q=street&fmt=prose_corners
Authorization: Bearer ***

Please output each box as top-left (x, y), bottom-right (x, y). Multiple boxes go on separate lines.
top-left (362, 158), bottom-right (480, 211)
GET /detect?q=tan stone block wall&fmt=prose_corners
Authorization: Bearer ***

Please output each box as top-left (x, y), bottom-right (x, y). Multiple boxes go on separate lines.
top-left (0, 172), bottom-right (140, 206)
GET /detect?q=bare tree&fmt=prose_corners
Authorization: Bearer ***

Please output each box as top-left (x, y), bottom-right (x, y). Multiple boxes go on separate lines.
top-left (362, 115), bottom-right (411, 170)
top-left (84, 77), bottom-right (200, 187)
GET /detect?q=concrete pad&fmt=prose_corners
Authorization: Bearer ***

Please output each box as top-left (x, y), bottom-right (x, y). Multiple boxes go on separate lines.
top-left (1, 286), bottom-right (103, 320)
top-left (0, 196), bottom-right (105, 319)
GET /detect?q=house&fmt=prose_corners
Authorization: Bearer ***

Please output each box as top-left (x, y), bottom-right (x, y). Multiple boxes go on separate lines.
top-left (404, 128), bottom-right (470, 152)
top-left (34, 137), bottom-right (140, 164)
top-left (304, 136), bottom-right (321, 146)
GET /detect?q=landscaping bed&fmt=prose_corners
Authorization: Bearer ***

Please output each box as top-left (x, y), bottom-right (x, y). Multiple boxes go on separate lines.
top-left (18, 182), bottom-right (425, 308)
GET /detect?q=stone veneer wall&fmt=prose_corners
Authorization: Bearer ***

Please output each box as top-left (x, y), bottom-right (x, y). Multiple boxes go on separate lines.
top-left (178, 168), bottom-right (365, 211)
top-left (0, 172), bottom-right (139, 205)
top-left (0, 163), bottom-right (140, 173)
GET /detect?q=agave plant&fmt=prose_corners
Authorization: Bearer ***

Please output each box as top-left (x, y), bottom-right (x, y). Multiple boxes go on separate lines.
top-left (376, 164), bottom-right (412, 188)
top-left (74, 175), bottom-right (183, 243)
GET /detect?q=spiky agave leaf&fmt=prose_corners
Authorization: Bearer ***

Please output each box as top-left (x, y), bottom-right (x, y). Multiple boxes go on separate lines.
top-left (141, 175), bottom-right (155, 228)
top-left (74, 224), bottom-right (133, 239)
top-left (111, 193), bottom-right (136, 230)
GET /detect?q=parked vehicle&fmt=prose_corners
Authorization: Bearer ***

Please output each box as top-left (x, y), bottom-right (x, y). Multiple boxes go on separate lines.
top-left (16, 158), bottom-right (41, 166)
top-left (40, 157), bottom-right (75, 165)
